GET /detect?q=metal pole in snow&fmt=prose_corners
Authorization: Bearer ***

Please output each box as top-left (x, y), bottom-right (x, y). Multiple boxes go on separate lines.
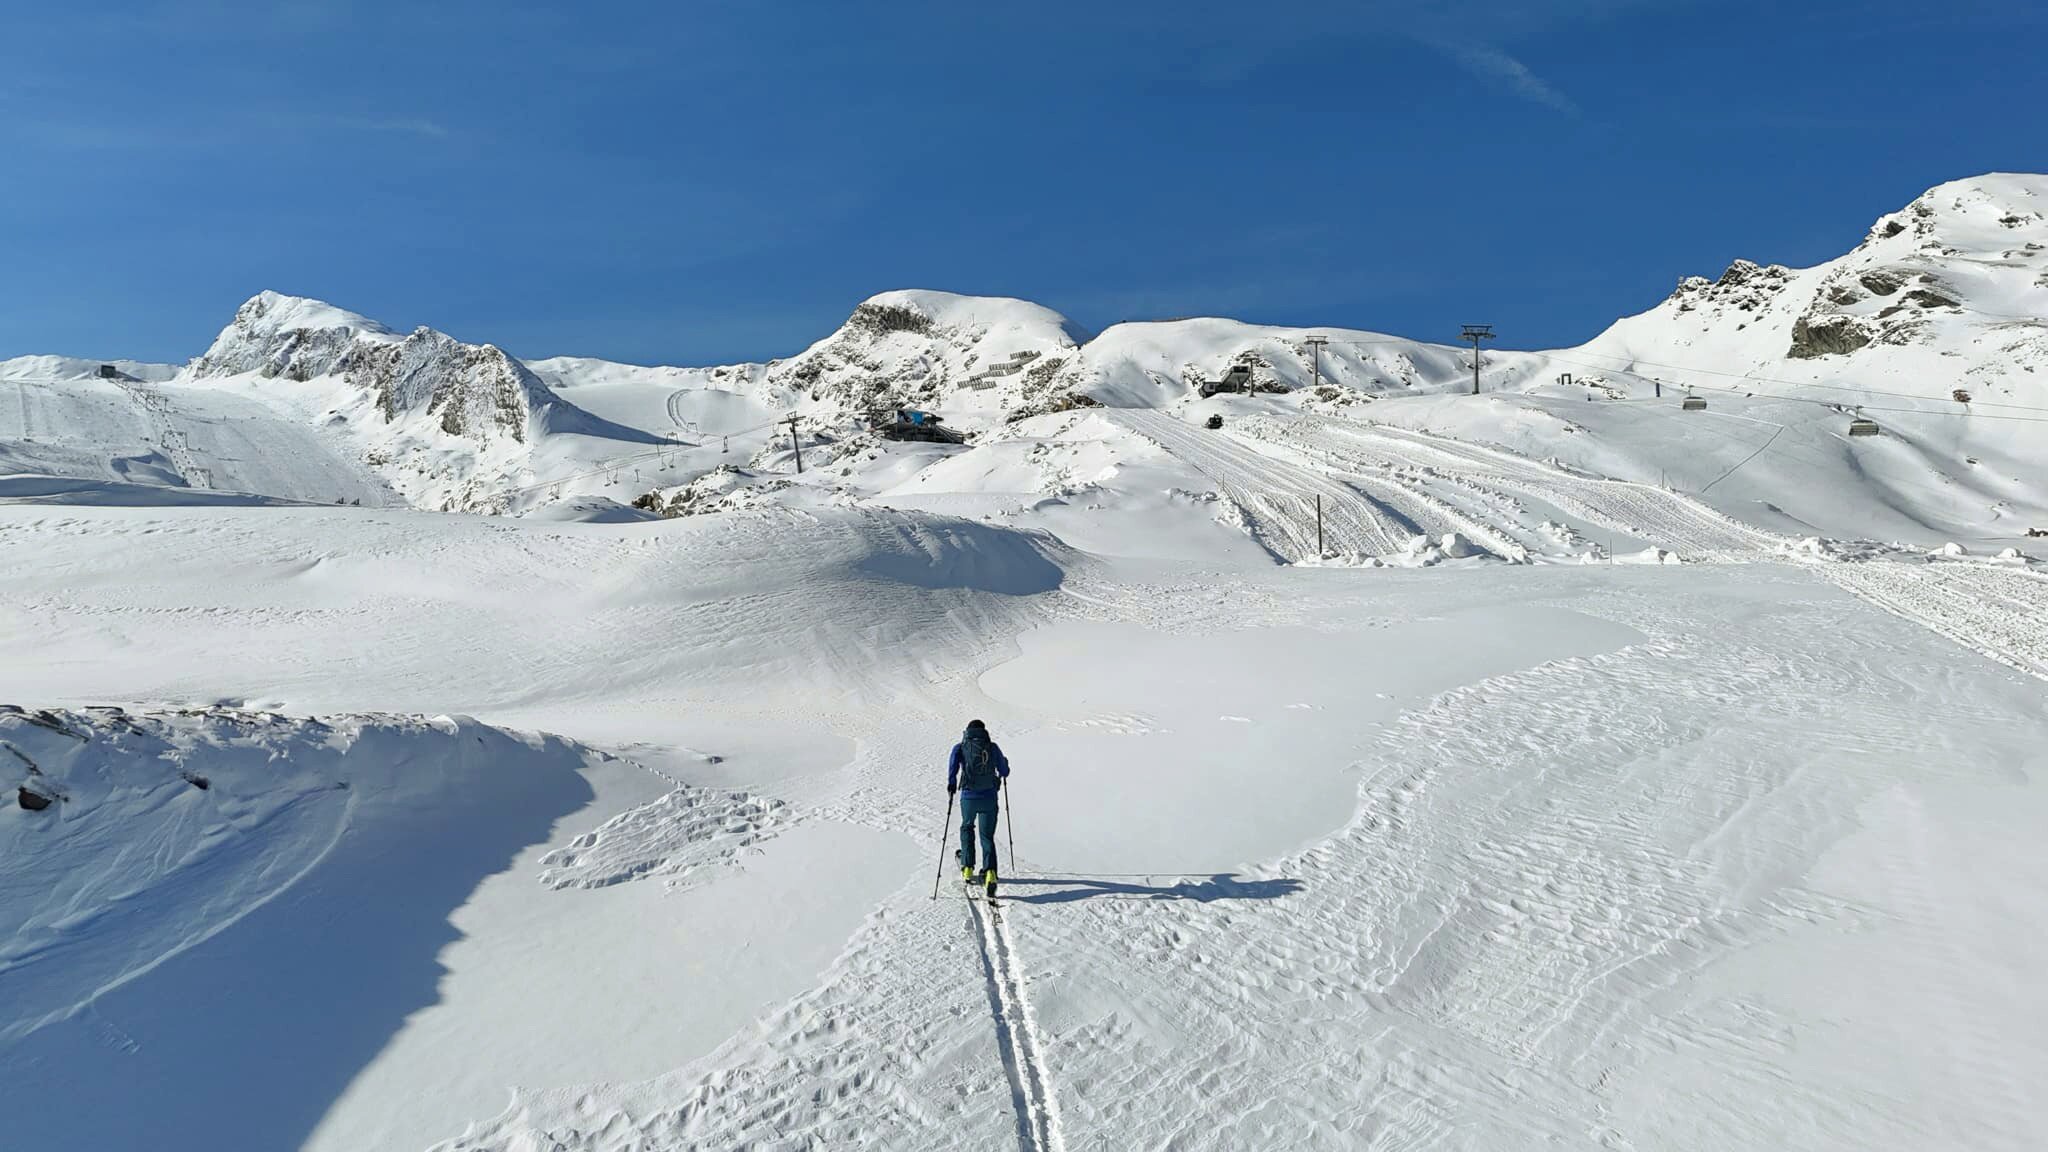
top-left (932, 788), bottom-right (957, 900)
top-left (1003, 776), bottom-right (1015, 875)
top-left (783, 414), bottom-right (803, 473)
top-left (1460, 325), bottom-right (1494, 395)
top-left (1317, 495), bottom-right (1324, 557)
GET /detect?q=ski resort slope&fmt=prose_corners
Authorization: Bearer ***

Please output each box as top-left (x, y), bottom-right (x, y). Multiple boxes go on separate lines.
top-left (0, 360), bottom-right (395, 506)
top-left (2, 173), bottom-right (2046, 1151)
top-left (5, 173), bottom-right (2041, 540)
top-left (4, 480), bottom-right (2048, 1150)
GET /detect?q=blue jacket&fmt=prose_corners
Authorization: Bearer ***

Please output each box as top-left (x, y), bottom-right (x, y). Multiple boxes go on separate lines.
top-left (948, 738), bottom-right (1010, 798)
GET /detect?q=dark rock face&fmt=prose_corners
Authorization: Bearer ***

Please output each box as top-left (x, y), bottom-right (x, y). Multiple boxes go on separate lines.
top-left (1667, 261), bottom-right (1792, 313)
top-left (1788, 314), bottom-right (1873, 359)
top-left (846, 302), bottom-right (934, 337)
top-left (18, 785), bottom-right (52, 811)
top-left (1901, 288), bottom-right (1960, 310)
top-left (345, 329), bottom-right (534, 442)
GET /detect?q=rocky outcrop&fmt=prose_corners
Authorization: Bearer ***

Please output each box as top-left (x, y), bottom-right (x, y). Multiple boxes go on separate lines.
top-left (769, 291), bottom-right (1082, 421)
top-left (1668, 260), bottom-right (1794, 313)
top-left (1895, 288), bottom-right (1960, 311)
top-left (1788, 314), bottom-right (1873, 358)
top-left (345, 328), bottom-right (535, 442)
top-left (192, 293), bottom-right (544, 443)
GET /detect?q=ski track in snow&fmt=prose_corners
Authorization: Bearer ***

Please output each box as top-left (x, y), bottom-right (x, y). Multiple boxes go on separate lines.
top-left (984, 576), bottom-right (2041, 1150)
top-left (1112, 409), bottom-right (1412, 561)
top-left (970, 897), bottom-right (1067, 1152)
top-left (1264, 415), bottom-right (1781, 562)
top-left (8, 406), bottom-right (2048, 1150)
top-left (112, 378), bottom-right (212, 489)
top-left (1186, 410), bottom-right (2048, 683)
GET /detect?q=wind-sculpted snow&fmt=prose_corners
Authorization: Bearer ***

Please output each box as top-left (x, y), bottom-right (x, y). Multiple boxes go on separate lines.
top-left (3, 173), bottom-right (2048, 1152)
top-left (0, 474), bottom-right (305, 506)
top-left (854, 512), bottom-right (1068, 595)
top-left (538, 780), bottom-right (787, 891)
top-left (0, 706), bottom-right (595, 1152)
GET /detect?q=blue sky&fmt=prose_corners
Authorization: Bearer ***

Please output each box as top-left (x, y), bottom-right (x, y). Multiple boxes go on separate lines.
top-left (2, 0), bottom-right (2039, 366)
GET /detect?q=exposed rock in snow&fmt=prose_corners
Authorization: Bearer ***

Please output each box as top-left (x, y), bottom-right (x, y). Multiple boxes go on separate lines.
top-left (5, 174), bottom-right (2046, 530)
top-left (1788, 313), bottom-right (1875, 358)
top-left (769, 289), bottom-right (1084, 423)
top-left (184, 292), bottom-right (664, 512)
top-left (1578, 172), bottom-right (2048, 464)
top-left (191, 291), bottom-right (550, 443)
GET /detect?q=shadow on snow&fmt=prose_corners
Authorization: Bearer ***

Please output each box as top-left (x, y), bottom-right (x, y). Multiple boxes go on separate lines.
top-left (1002, 874), bottom-right (1304, 905)
top-left (0, 723), bottom-right (595, 1152)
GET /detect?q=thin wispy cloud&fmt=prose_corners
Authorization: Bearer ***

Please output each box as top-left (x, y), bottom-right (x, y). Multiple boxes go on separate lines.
top-left (336, 116), bottom-right (452, 140)
top-left (1434, 40), bottom-right (1580, 114)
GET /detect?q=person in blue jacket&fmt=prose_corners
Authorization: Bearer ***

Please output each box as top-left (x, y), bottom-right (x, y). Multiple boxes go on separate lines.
top-left (949, 719), bottom-right (1010, 894)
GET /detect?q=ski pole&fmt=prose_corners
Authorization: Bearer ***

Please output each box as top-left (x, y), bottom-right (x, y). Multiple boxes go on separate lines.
top-left (1003, 776), bottom-right (1015, 875)
top-left (931, 789), bottom-right (956, 900)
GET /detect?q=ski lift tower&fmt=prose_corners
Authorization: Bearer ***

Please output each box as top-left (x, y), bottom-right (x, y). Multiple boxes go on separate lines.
top-left (1459, 325), bottom-right (1494, 395)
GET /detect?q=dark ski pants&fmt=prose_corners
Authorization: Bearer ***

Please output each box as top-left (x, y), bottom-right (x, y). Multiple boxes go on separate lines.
top-left (959, 791), bottom-right (1000, 874)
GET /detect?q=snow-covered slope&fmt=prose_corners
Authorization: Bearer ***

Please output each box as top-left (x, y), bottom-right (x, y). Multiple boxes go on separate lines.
top-left (0, 704), bottom-right (601, 1152)
top-left (2, 175), bottom-right (2043, 539)
top-left (185, 291), bottom-right (678, 512)
top-left (7, 482), bottom-right (2046, 1150)
top-left (1576, 173), bottom-right (2047, 405)
top-left (0, 354), bottom-right (181, 383)
top-left (1375, 172), bottom-right (2048, 545)
top-left (0, 361), bottom-right (396, 505)
top-left (763, 289), bottom-right (1535, 429)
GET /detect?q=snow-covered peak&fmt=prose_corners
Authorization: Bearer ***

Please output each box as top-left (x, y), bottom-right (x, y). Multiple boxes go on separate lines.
top-left (1078, 317), bottom-right (1476, 408)
top-left (859, 289), bottom-right (1085, 347)
top-left (768, 290), bottom-right (1087, 424)
top-left (179, 291), bottom-right (669, 511)
top-left (190, 291), bottom-right (397, 381)
top-left (1860, 172), bottom-right (2048, 253)
top-left (1577, 173), bottom-right (2048, 413)
top-left (243, 290), bottom-right (394, 337)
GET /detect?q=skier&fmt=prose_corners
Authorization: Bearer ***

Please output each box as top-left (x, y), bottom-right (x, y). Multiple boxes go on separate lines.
top-left (948, 719), bottom-right (1010, 897)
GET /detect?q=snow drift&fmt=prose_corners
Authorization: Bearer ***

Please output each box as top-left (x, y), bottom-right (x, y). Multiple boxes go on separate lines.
top-left (0, 705), bottom-right (596, 1152)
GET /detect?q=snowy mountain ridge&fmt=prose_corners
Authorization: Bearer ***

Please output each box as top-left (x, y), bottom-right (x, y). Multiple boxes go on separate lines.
top-left (10, 179), bottom-right (2048, 1152)
top-left (1, 172), bottom-right (2042, 525)
top-left (1579, 173), bottom-right (2048, 404)
top-left (192, 289), bottom-right (545, 442)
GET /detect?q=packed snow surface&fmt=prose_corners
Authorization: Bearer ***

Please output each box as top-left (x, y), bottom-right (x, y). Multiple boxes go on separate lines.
top-left (4, 173), bottom-right (2048, 1151)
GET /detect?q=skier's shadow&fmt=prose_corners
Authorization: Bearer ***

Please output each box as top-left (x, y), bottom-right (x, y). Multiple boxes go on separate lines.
top-left (1002, 874), bottom-right (1303, 904)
